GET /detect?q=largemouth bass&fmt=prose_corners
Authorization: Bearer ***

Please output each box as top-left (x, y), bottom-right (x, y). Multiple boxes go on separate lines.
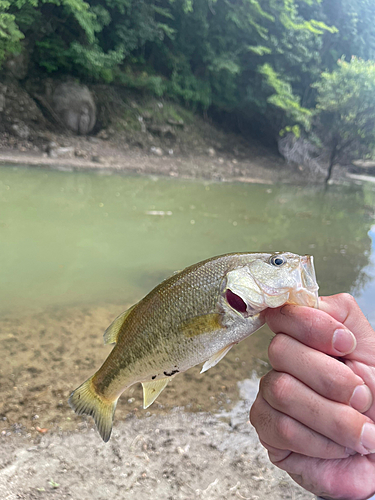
top-left (69, 252), bottom-right (318, 441)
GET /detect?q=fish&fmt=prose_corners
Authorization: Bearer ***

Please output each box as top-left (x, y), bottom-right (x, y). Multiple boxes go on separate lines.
top-left (69, 252), bottom-right (318, 442)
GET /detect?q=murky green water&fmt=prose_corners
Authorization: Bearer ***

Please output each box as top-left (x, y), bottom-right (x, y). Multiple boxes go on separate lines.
top-left (1, 165), bottom-right (375, 316)
top-left (1, 164), bottom-right (375, 433)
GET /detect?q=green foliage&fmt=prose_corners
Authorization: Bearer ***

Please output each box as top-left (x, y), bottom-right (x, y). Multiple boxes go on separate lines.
top-left (313, 57), bottom-right (375, 161)
top-left (1, 0), bottom-right (375, 156)
top-left (321, 0), bottom-right (375, 64)
top-left (118, 68), bottom-right (167, 96)
top-left (260, 63), bottom-right (312, 132)
top-left (70, 42), bottom-right (124, 81)
top-left (0, 1), bottom-right (24, 65)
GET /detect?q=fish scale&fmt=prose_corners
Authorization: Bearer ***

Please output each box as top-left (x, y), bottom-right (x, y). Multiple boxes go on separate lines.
top-left (69, 251), bottom-right (318, 441)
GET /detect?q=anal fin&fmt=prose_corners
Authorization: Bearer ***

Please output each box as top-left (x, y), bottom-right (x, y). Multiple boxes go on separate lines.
top-left (142, 378), bottom-right (170, 409)
top-left (200, 344), bottom-right (234, 373)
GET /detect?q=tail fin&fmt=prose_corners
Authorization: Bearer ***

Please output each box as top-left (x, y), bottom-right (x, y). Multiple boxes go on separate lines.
top-left (68, 376), bottom-right (118, 442)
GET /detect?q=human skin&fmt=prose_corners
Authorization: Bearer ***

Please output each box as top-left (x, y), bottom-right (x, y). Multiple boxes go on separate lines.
top-left (249, 294), bottom-right (375, 500)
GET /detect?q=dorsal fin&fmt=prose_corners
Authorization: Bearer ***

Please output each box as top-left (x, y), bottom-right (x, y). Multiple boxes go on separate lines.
top-left (103, 304), bottom-right (136, 345)
top-left (142, 378), bottom-right (170, 408)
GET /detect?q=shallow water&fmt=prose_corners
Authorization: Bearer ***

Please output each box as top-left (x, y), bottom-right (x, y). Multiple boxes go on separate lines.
top-left (1, 164), bottom-right (375, 435)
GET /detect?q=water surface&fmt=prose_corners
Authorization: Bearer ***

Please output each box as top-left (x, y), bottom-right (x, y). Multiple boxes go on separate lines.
top-left (1, 165), bottom-right (375, 434)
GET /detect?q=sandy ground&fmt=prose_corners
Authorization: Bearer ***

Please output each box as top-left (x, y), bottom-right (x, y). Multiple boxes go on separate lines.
top-left (1, 409), bottom-right (315, 500)
top-left (0, 148), bottom-right (283, 184)
top-left (0, 125), bottom-right (300, 186)
top-left (0, 402), bottom-right (314, 500)
top-left (0, 302), bottom-right (315, 500)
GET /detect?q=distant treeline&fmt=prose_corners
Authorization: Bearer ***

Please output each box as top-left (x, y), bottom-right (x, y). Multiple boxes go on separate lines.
top-left (1, 1), bottom-right (375, 143)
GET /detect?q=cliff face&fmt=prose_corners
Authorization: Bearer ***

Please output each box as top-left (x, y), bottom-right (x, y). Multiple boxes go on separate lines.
top-left (0, 80), bottom-right (46, 141)
top-left (0, 76), bottom-right (262, 159)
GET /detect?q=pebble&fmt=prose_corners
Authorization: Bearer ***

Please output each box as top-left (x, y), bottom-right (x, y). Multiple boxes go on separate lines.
top-left (150, 146), bottom-right (163, 156)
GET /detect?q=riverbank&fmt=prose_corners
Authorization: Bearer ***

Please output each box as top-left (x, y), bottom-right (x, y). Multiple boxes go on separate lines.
top-left (1, 81), bottom-right (371, 185)
top-left (0, 130), bottom-right (292, 185)
top-left (0, 85), bottom-right (307, 186)
top-left (1, 133), bottom-right (371, 186)
top-left (0, 146), bottom-right (280, 184)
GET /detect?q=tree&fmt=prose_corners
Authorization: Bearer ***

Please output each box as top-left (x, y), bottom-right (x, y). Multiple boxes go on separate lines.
top-left (313, 57), bottom-right (375, 182)
top-left (0, 1), bottom-right (24, 65)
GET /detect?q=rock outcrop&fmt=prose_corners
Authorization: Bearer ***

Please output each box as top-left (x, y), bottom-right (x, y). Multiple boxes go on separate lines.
top-left (51, 82), bottom-right (96, 135)
top-left (0, 80), bottom-right (46, 139)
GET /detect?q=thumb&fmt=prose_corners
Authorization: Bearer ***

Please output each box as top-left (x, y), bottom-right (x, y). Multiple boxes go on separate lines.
top-left (319, 294), bottom-right (375, 364)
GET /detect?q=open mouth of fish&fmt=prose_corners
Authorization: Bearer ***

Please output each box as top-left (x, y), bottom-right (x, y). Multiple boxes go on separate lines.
top-left (287, 255), bottom-right (319, 307)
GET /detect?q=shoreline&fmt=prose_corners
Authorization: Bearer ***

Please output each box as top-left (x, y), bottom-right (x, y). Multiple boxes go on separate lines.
top-left (0, 147), bottom-right (370, 187)
top-left (0, 144), bottom-right (298, 185)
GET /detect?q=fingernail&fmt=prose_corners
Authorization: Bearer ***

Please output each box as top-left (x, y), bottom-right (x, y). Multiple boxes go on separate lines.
top-left (332, 328), bottom-right (357, 354)
top-left (350, 385), bottom-right (373, 413)
top-left (361, 423), bottom-right (375, 453)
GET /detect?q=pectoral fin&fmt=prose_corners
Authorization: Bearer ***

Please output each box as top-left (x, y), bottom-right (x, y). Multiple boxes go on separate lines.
top-left (103, 304), bottom-right (136, 345)
top-left (142, 378), bottom-right (170, 409)
top-left (200, 344), bottom-right (234, 373)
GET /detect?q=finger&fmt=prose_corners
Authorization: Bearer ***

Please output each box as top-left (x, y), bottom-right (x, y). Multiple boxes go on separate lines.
top-left (260, 370), bottom-right (375, 455)
top-left (346, 360), bottom-right (375, 421)
top-left (273, 453), bottom-right (375, 500)
top-left (250, 392), bottom-right (350, 459)
top-left (268, 334), bottom-right (372, 413)
top-left (265, 303), bottom-right (357, 356)
top-left (258, 439), bottom-right (292, 463)
top-left (319, 294), bottom-right (375, 363)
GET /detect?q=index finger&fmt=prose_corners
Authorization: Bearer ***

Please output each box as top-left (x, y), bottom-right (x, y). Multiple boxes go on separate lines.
top-left (265, 300), bottom-right (357, 357)
top-left (319, 294), bottom-right (375, 364)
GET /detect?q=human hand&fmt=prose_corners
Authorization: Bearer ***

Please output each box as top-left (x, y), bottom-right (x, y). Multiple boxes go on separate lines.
top-left (250, 294), bottom-right (375, 500)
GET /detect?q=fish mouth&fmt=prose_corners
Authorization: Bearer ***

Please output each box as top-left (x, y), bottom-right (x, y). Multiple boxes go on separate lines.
top-left (289, 255), bottom-right (319, 308)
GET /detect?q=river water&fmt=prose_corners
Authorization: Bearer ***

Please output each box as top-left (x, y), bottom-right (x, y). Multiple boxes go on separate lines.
top-left (1, 164), bottom-right (375, 435)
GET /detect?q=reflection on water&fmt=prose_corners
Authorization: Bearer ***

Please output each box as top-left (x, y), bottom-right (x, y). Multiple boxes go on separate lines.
top-left (356, 225), bottom-right (375, 326)
top-left (1, 164), bottom-right (375, 434)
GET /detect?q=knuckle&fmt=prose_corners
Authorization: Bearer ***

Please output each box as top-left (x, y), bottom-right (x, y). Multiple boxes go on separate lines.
top-left (320, 365), bottom-right (358, 403)
top-left (336, 293), bottom-right (359, 314)
top-left (274, 414), bottom-right (294, 443)
top-left (267, 372), bottom-right (295, 407)
top-left (337, 292), bottom-right (356, 305)
top-left (268, 334), bottom-right (290, 367)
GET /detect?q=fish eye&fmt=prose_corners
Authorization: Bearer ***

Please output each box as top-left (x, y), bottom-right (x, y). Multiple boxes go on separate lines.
top-left (270, 255), bottom-right (286, 267)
